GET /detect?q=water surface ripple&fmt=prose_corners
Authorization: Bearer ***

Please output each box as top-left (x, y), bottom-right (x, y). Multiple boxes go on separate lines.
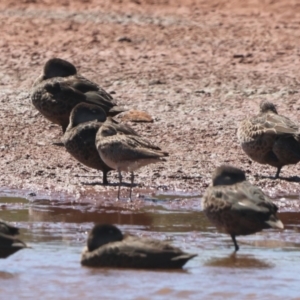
top-left (0, 195), bottom-right (299, 299)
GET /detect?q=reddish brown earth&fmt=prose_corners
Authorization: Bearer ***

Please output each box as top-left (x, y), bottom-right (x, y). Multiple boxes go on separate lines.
top-left (1, 0), bottom-right (300, 207)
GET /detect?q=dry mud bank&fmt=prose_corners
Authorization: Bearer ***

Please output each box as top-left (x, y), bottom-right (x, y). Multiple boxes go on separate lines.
top-left (0, 0), bottom-right (300, 206)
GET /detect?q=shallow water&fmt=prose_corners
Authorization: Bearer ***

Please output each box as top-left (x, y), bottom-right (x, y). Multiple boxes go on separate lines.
top-left (0, 194), bottom-right (300, 299)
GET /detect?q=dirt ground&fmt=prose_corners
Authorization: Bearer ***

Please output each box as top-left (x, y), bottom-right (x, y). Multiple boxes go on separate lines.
top-left (1, 0), bottom-right (300, 206)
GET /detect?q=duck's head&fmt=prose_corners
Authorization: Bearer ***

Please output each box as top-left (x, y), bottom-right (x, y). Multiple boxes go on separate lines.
top-left (43, 58), bottom-right (77, 79)
top-left (260, 101), bottom-right (278, 114)
top-left (68, 103), bottom-right (107, 129)
top-left (87, 224), bottom-right (124, 252)
top-left (212, 165), bottom-right (246, 186)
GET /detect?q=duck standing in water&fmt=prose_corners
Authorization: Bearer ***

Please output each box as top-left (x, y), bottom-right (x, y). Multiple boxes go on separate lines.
top-left (237, 101), bottom-right (300, 178)
top-left (31, 58), bottom-right (123, 133)
top-left (96, 123), bottom-right (168, 200)
top-left (81, 224), bottom-right (197, 269)
top-left (62, 103), bottom-right (138, 185)
top-left (202, 165), bottom-right (284, 252)
top-left (0, 220), bottom-right (28, 258)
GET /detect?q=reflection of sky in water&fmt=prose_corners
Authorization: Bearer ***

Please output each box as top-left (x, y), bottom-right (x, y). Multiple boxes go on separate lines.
top-left (0, 196), bottom-right (299, 299)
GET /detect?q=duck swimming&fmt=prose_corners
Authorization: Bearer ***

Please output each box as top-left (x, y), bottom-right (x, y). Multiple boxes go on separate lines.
top-left (81, 224), bottom-right (197, 269)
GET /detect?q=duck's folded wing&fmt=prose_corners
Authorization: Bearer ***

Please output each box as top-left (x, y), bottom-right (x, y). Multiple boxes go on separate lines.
top-left (263, 114), bottom-right (299, 135)
top-left (117, 237), bottom-right (196, 267)
top-left (105, 118), bottom-right (140, 136)
top-left (108, 138), bottom-right (168, 161)
top-left (128, 136), bottom-right (169, 154)
top-left (69, 75), bottom-right (114, 101)
top-left (245, 114), bottom-right (299, 138)
top-left (231, 183), bottom-right (283, 228)
top-left (67, 76), bottom-right (99, 92)
top-left (84, 91), bottom-right (115, 108)
top-left (204, 183), bottom-right (275, 213)
top-left (45, 81), bottom-right (86, 103)
top-left (230, 182), bottom-right (276, 210)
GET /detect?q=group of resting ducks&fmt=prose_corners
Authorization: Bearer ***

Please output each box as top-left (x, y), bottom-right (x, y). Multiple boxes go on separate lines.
top-left (32, 58), bottom-right (169, 199)
top-left (2, 57), bottom-right (299, 269)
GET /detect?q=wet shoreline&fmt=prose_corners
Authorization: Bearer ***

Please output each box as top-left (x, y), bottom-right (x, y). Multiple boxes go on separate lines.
top-left (1, 186), bottom-right (299, 213)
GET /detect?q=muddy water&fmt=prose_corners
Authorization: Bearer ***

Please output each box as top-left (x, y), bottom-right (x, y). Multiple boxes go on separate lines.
top-left (0, 194), bottom-right (300, 299)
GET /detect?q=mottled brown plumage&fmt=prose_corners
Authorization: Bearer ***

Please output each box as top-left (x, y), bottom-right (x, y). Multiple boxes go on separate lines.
top-left (202, 165), bottom-right (284, 252)
top-left (96, 123), bottom-right (168, 200)
top-left (237, 101), bottom-right (300, 178)
top-left (31, 58), bottom-right (123, 133)
top-left (62, 103), bottom-right (112, 185)
top-left (0, 220), bottom-right (27, 259)
top-left (62, 103), bottom-right (139, 185)
top-left (81, 224), bottom-right (197, 269)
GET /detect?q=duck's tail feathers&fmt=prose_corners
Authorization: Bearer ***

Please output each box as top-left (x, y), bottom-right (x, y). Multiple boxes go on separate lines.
top-left (172, 253), bottom-right (197, 263)
top-left (108, 106), bottom-right (126, 116)
top-left (265, 218), bottom-right (284, 230)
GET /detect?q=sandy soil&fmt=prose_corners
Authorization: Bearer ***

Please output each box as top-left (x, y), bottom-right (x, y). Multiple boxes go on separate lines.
top-left (1, 0), bottom-right (300, 206)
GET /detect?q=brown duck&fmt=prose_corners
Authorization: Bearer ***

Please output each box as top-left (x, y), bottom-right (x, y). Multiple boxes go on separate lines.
top-left (96, 123), bottom-right (168, 200)
top-left (237, 101), bottom-right (300, 178)
top-left (81, 224), bottom-right (197, 269)
top-left (202, 165), bottom-right (284, 252)
top-left (0, 220), bottom-right (28, 259)
top-left (31, 58), bottom-right (124, 133)
top-left (62, 103), bottom-right (138, 185)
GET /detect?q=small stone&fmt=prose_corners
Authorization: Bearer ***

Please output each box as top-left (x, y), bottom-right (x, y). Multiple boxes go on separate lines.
top-left (149, 79), bottom-right (165, 85)
top-left (117, 36), bottom-right (132, 43)
top-left (120, 110), bottom-right (154, 123)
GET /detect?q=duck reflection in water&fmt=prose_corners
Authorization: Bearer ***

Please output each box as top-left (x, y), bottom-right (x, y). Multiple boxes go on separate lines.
top-left (206, 253), bottom-right (273, 269)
